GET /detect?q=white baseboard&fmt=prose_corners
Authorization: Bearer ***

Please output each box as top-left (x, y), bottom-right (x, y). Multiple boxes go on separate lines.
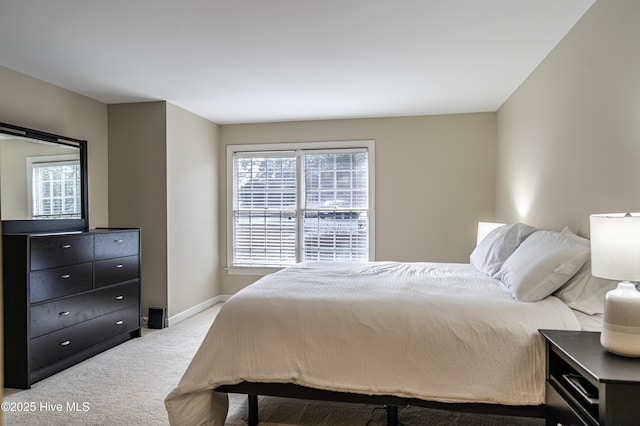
top-left (167, 294), bottom-right (232, 326)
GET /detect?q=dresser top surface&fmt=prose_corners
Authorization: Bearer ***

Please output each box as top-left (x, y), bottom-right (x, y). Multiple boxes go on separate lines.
top-left (4, 228), bottom-right (139, 237)
top-left (540, 329), bottom-right (640, 384)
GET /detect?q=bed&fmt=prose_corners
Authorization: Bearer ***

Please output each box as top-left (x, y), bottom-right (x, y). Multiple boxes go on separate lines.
top-left (165, 225), bottom-right (611, 426)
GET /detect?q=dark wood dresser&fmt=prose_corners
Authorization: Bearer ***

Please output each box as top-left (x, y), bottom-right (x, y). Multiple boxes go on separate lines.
top-left (2, 228), bottom-right (141, 389)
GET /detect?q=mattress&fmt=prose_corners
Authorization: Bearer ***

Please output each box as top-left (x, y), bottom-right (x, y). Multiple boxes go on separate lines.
top-left (165, 261), bottom-right (581, 426)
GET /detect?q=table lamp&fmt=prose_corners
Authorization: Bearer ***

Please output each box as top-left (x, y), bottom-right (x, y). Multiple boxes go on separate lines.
top-left (476, 221), bottom-right (505, 245)
top-left (590, 213), bottom-right (640, 357)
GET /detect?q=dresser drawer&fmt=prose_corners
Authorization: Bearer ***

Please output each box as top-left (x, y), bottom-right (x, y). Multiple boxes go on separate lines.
top-left (546, 381), bottom-right (589, 425)
top-left (95, 255), bottom-right (139, 288)
top-left (30, 305), bottom-right (140, 371)
top-left (30, 282), bottom-right (139, 338)
top-left (30, 234), bottom-right (94, 271)
top-left (30, 262), bottom-right (93, 303)
top-left (89, 281), bottom-right (139, 317)
top-left (95, 231), bottom-right (139, 260)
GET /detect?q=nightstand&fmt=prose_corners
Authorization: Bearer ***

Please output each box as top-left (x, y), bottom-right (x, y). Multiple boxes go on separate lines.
top-left (540, 329), bottom-right (640, 426)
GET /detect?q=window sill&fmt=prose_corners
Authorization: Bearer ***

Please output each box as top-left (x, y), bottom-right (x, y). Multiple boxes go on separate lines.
top-left (226, 266), bottom-right (284, 276)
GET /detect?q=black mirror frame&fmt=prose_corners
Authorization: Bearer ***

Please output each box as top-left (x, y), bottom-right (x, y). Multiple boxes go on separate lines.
top-left (0, 122), bottom-right (89, 234)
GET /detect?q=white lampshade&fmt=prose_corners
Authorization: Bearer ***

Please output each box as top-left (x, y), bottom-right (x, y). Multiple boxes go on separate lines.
top-left (590, 213), bottom-right (640, 282)
top-left (590, 213), bottom-right (640, 357)
top-left (476, 221), bottom-right (505, 245)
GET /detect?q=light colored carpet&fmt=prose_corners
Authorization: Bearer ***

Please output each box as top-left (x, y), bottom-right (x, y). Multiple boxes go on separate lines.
top-left (3, 304), bottom-right (221, 426)
top-left (3, 304), bottom-right (544, 425)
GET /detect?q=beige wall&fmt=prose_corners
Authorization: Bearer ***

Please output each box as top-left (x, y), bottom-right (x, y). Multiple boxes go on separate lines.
top-left (108, 102), bottom-right (169, 315)
top-left (0, 65), bottom-right (109, 228)
top-left (166, 103), bottom-right (220, 315)
top-left (496, 0), bottom-right (640, 237)
top-left (0, 65), bottom-right (222, 323)
top-left (109, 101), bottom-right (220, 318)
top-left (219, 113), bottom-right (497, 293)
top-left (0, 66), bottom-right (222, 322)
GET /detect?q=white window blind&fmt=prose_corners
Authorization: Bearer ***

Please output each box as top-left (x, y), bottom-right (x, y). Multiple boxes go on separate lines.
top-left (233, 152), bottom-right (297, 267)
top-left (230, 143), bottom-right (373, 270)
top-left (302, 150), bottom-right (369, 262)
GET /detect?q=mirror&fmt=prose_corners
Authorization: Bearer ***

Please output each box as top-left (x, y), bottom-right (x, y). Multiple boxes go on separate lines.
top-left (0, 123), bottom-right (88, 234)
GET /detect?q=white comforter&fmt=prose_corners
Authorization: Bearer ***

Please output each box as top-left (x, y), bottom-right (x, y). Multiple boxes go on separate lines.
top-left (165, 261), bottom-right (580, 425)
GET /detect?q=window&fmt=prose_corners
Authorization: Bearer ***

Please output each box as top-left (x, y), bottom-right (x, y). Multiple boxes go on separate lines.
top-left (28, 156), bottom-right (82, 219)
top-left (228, 141), bottom-right (374, 272)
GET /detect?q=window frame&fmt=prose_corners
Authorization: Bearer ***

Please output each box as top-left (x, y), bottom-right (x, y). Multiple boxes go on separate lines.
top-left (227, 140), bottom-right (375, 275)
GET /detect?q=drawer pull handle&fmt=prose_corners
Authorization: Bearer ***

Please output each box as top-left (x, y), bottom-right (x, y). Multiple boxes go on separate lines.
top-left (60, 274), bottom-right (71, 279)
top-left (59, 311), bottom-right (70, 316)
top-left (60, 340), bottom-right (71, 346)
top-left (115, 295), bottom-right (124, 300)
top-left (60, 244), bottom-right (72, 249)
top-left (115, 320), bottom-right (124, 325)
top-left (115, 239), bottom-right (124, 243)
top-left (115, 264), bottom-right (124, 268)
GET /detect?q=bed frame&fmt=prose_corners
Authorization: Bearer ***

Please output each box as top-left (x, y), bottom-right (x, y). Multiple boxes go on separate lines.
top-left (215, 382), bottom-right (545, 426)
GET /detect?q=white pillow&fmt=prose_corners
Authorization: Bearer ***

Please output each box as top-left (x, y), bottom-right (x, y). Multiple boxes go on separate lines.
top-left (554, 260), bottom-right (618, 315)
top-left (470, 223), bottom-right (536, 276)
top-left (560, 226), bottom-right (590, 248)
top-left (495, 230), bottom-right (591, 302)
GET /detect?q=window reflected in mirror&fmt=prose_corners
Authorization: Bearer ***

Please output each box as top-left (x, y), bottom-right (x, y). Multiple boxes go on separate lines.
top-left (29, 155), bottom-right (81, 219)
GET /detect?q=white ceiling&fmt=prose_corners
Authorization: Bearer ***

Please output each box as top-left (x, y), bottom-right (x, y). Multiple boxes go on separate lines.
top-left (0, 0), bottom-right (595, 124)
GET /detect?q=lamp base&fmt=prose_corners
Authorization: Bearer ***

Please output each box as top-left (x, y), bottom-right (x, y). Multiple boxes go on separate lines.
top-left (600, 281), bottom-right (640, 357)
top-left (601, 323), bottom-right (640, 357)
